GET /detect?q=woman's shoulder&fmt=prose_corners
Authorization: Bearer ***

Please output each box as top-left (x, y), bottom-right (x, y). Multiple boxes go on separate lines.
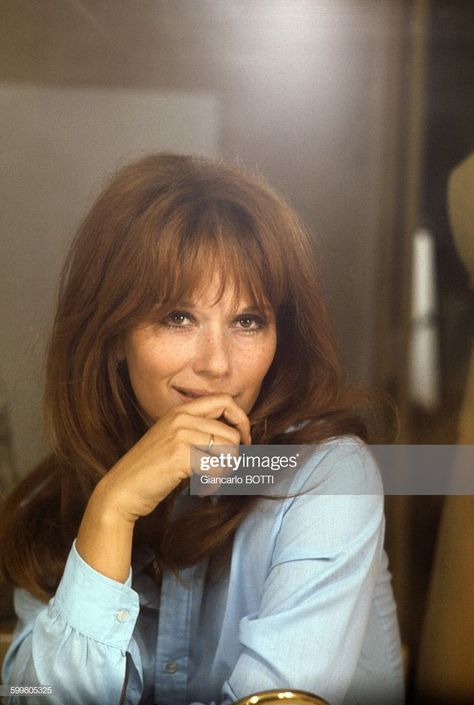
top-left (234, 435), bottom-right (385, 572)
top-left (290, 433), bottom-right (384, 497)
top-left (238, 435), bottom-right (384, 541)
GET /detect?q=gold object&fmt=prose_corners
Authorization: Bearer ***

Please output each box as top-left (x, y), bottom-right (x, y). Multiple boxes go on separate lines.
top-left (234, 690), bottom-right (330, 705)
top-left (207, 433), bottom-right (215, 452)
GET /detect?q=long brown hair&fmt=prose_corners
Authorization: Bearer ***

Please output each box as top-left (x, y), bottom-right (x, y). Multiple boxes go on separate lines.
top-left (0, 153), bottom-right (395, 600)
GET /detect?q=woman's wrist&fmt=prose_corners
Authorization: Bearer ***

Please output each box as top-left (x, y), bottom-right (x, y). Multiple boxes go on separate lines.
top-left (89, 474), bottom-right (139, 525)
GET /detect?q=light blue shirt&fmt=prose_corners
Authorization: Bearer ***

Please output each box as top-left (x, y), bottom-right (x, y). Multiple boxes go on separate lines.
top-left (2, 437), bottom-right (405, 705)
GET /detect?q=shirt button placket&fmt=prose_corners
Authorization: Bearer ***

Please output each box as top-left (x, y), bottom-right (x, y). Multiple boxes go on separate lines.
top-left (155, 566), bottom-right (198, 705)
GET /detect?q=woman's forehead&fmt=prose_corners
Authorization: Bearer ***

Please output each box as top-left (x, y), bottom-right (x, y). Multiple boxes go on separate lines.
top-left (164, 270), bottom-right (273, 312)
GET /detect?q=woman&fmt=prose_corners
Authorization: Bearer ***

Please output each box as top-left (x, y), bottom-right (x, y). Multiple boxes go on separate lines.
top-left (0, 153), bottom-right (404, 705)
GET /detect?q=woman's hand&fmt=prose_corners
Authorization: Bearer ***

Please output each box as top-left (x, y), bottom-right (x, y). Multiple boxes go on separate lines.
top-left (76, 394), bottom-right (250, 582)
top-left (97, 393), bottom-right (251, 522)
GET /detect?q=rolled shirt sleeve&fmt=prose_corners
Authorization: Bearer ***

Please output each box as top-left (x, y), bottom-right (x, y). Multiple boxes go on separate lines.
top-left (2, 541), bottom-right (141, 705)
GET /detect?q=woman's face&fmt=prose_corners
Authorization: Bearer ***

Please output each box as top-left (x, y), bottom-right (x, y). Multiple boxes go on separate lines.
top-left (123, 278), bottom-right (277, 420)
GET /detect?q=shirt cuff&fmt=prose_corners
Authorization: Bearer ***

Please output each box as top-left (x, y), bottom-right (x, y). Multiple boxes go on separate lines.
top-left (51, 539), bottom-right (140, 649)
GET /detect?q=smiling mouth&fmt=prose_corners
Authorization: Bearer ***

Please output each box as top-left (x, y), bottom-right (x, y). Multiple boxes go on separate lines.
top-left (174, 387), bottom-right (219, 400)
top-left (173, 386), bottom-right (235, 401)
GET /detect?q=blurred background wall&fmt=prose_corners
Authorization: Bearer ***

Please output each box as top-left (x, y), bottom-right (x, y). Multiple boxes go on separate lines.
top-left (0, 0), bottom-right (408, 474)
top-left (0, 1), bottom-right (473, 702)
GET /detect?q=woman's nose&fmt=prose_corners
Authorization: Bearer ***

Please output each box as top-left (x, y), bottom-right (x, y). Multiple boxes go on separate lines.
top-left (192, 329), bottom-right (231, 378)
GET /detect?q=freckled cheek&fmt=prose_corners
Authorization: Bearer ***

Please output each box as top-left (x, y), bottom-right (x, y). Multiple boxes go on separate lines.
top-left (238, 338), bottom-right (277, 387)
top-left (142, 341), bottom-right (190, 378)
top-left (126, 342), bottom-right (188, 418)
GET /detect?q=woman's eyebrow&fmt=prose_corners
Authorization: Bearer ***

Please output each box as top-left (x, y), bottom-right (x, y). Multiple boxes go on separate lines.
top-left (174, 300), bottom-right (196, 308)
top-left (174, 300), bottom-right (270, 311)
top-left (235, 304), bottom-right (269, 312)
top-left (234, 304), bottom-right (275, 319)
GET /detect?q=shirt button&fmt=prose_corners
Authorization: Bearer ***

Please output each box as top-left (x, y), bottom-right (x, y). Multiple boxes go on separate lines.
top-left (116, 609), bottom-right (129, 623)
top-left (165, 661), bottom-right (177, 674)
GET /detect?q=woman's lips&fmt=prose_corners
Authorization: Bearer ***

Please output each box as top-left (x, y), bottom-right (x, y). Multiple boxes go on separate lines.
top-left (173, 386), bottom-right (238, 403)
top-left (173, 386), bottom-right (222, 402)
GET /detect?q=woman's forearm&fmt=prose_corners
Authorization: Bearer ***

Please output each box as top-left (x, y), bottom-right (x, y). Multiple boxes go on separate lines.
top-left (76, 483), bottom-right (135, 583)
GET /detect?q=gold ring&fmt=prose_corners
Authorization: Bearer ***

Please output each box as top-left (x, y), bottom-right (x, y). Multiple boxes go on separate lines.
top-left (207, 433), bottom-right (214, 452)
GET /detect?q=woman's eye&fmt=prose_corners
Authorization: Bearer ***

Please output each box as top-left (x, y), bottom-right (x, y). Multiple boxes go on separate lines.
top-left (161, 311), bottom-right (193, 328)
top-left (235, 315), bottom-right (265, 330)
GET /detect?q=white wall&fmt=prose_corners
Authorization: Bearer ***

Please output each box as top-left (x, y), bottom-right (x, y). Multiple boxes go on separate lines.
top-left (0, 84), bottom-right (220, 479)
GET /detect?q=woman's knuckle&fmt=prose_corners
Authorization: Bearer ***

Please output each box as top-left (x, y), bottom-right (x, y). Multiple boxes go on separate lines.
top-left (170, 410), bottom-right (186, 428)
top-left (175, 426), bottom-right (188, 442)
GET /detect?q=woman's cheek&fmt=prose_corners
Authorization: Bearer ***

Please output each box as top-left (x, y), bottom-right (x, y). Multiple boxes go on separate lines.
top-left (244, 336), bottom-right (277, 383)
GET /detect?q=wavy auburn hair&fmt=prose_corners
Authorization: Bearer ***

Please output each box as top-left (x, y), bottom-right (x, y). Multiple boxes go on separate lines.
top-left (0, 153), bottom-right (393, 600)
